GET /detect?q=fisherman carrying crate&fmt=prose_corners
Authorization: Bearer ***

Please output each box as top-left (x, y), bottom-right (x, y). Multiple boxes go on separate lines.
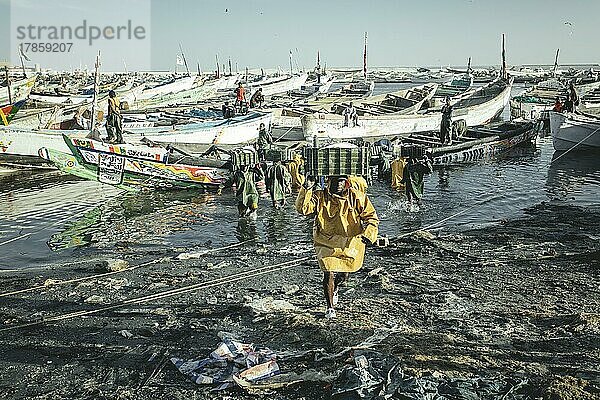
top-left (295, 143), bottom-right (378, 319)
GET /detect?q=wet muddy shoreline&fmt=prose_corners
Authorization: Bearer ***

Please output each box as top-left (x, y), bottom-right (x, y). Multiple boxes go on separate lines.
top-left (1, 202), bottom-right (598, 399)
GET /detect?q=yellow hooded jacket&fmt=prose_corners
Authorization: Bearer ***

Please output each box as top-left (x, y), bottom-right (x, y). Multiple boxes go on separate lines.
top-left (391, 157), bottom-right (407, 191)
top-left (287, 154), bottom-right (305, 191)
top-left (295, 176), bottom-right (379, 273)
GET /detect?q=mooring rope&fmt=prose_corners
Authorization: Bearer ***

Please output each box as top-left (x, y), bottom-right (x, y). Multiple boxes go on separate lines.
top-left (0, 256), bottom-right (310, 332)
top-left (0, 238), bottom-right (257, 297)
top-left (549, 123), bottom-right (600, 165)
top-left (393, 193), bottom-right (501, 240)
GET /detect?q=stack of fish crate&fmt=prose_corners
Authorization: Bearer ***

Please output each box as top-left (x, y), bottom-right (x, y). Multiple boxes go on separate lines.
top-left (304, 144), bottom-right (370, 177)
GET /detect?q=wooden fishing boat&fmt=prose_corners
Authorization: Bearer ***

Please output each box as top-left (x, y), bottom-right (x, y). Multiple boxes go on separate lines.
top-left (136, 75), bottom-right (199, 101)
top-left (0, 111), bottom-right (270, 169)
top-left (414, 120), bottom-right (539, 166)
top-left (435, 73), bottom-right (474, 98)
top-left (549, 111), bottom-right (600, 151)
top-left (136, 111), bottom-right (272, 152)
top-left (39, 135), bottom-right (232, 190)
top-left (302, 77), bottom-right (513, 141)
top-left (334, 83), bottom-right (438, 116)
top-left (270, 83), bottom-right (438, 137)
top-left (245, 73), bottom-right (309, 97)
top-left (0, 76), bottom-right (37, 104)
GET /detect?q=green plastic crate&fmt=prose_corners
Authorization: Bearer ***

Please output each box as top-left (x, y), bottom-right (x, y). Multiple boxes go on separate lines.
top-left (304, 146), bottom-right (370, 177)
top-left (230, 148), bottom-right (258, 170)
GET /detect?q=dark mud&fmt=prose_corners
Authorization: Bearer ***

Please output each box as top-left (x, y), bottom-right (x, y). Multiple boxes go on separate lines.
top-left (0, 202), bottom-right (599, 399)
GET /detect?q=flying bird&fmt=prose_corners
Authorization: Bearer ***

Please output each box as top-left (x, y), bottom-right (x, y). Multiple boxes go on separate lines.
top-left (564, 21), bottom-right (573, 36)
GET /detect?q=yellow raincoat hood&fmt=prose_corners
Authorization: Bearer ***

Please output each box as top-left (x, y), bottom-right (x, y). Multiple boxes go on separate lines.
top-left (295, 176), bottom-right (379, 273)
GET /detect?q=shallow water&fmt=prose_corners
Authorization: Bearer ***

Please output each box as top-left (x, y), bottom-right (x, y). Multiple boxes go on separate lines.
top-left (1, 136), bottom-right (598, 270)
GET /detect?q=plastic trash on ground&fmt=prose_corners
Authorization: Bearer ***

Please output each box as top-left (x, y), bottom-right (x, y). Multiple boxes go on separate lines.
top-left (171, 337), bottom-right (280, 390)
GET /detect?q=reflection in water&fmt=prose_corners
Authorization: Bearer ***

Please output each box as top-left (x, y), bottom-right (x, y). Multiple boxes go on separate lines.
top-left (546, 151), bottom-right (600, 205)
top-left (236, 217), bottom-right (258, 242)
top-left (47, 206), bottom-right (103, 250)
top-left (437, 169), bottom-right (450, 189)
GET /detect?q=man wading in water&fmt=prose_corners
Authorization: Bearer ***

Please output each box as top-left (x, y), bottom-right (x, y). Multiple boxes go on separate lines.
top-left (296, 175), bottom-right (379, 319)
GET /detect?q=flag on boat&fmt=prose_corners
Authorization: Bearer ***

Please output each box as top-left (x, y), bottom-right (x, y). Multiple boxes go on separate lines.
top-left (176, 55), bottom-right (185, 66)
top-left (0, 100), bottom-right (27, 126)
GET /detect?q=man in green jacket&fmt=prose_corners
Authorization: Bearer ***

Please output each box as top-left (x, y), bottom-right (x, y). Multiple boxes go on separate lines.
top-left (401, 156), bottom-right (433, 205)
top-left (220, 165), bottom-right (262, 218)
top-left (265, 160), bottom-right (292, 209)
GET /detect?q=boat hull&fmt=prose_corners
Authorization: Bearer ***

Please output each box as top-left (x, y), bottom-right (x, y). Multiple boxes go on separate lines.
top-left (430, 123), bottom-right (538, 166)
top-left (302, 79), bottom-right (512, 140)
top-left (44, 136), bottom-right (230, 190)
top-left (549, 111), bottom-right (600, 151)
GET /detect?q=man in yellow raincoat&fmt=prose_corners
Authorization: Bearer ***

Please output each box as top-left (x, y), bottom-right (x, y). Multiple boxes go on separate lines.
top-left (286, 153), bottom-right (305, 191)
top-left (390, 157), bottom-right (407, 191)
top-left (295, 175), bottom-right (379, 319)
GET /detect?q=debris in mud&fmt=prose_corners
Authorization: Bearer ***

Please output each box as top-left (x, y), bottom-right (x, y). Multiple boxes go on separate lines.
top-left (95, 258), bottom-right (130, 272)
top-left (1, 203), bottom-right (599, 399)
top-left (282, 284), bottom-right (300, 295)
top-left (83, 295), bottom-right (105, 304)
top-left (246, 296), bottom-right (297, 315)
top-left (544, 375), bottom-right (599, 400)
top-left (171, 337), bottom-right (280, 390)
top-left (119, 329), bottom-right (134, 338)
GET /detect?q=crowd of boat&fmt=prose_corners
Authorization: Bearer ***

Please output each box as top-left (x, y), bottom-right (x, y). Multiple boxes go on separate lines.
top-left (1, 38), bottom-right (599, 190)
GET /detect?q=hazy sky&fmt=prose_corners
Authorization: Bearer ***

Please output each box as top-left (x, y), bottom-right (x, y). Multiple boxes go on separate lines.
top-left (1, 0), bottom-right (598, 71)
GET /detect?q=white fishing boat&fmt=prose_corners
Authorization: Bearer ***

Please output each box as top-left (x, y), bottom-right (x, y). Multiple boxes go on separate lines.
top-left (0, 76), bottom-right (37, 104)
top-left (0, 125), bottom-right (85, 165)
top-left (0, 111), bottom-right (271, 166)
top-left (136, 75), bottom-right (199, 101)
top-left (137, 111), bottom-right (272, 151)
top-left (347, 83), bottom-right (438, 116)
top-left (549, 111), bottom-right (600, 151)
top-left (233, 73), bottom-right (310, 100)
top-left (272, 83), bottom-right (436, 128)
top-left (302, 77), bottom-right (512, 141)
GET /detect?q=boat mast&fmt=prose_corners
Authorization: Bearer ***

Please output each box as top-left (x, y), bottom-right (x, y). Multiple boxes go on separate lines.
top-left (500, 34), bottom-right (507, 80)
top-left (228, 58), bottom-right (232, 76)
top-left (316, 50), bottom-right (321, 83)
top-left (467, 57), bottom-right (471, 74)
top-left (289, 50), bottom-right (293, 75)
top-left (18, 45), bottom-right (27, 78)
top-left (179, 43), bottom-right (191, 76)
top-left (90, 51), bottom-right (100, 134)
top-left (363, 32), bottom-right (368, 83)
top-left (4, 67), bottom-right (12, 104)
top-left (553, 48), bottom-right (560, 77)
top-left (215, 54), bottom-right (220, 78)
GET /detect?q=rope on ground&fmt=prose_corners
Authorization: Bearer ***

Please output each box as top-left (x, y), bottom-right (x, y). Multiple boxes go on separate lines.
top-left (0, 239), bottom-right (258, 298)
top-left (0, 259), bottom-right (164, 299)
top-left (0, 256), bottom-right (311, 332)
